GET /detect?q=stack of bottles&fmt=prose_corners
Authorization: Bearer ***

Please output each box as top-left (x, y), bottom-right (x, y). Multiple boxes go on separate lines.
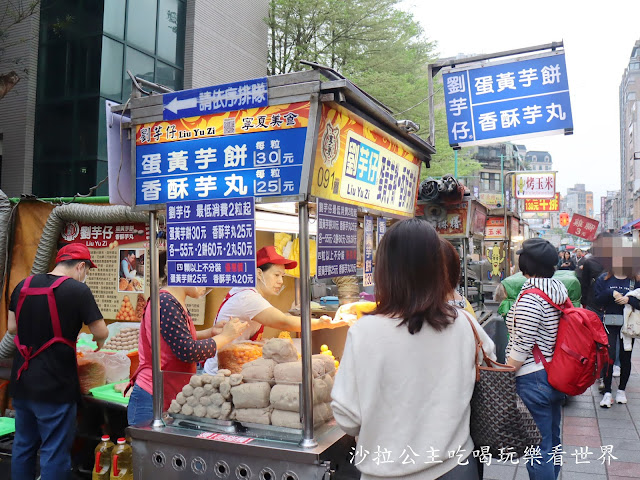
top-left (93, 436), bottom-right (133, 480)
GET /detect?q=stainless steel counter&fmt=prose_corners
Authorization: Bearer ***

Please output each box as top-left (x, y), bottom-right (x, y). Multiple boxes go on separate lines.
top-left (128, 421), bottom-right (358, 479)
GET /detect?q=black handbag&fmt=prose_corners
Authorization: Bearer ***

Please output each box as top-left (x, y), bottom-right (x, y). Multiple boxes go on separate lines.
top-left (463, 313), bottom-right (542, 458)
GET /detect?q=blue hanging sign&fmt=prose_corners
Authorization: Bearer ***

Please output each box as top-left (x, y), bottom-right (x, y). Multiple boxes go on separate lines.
top-left (166, 198), bottom-right (256, 288)
top-left (377, 217), bottom-right (387, 248)
top-left (316, 199), bottom-right (358, 279)
top-left (135, 127), bottom-right (306, 205)
top-left (163, 77), bottom-right (268, 121)
top-left (363, 215), bottom-right (374, 287)
top-left (442, 52), bottom-right (573, 147)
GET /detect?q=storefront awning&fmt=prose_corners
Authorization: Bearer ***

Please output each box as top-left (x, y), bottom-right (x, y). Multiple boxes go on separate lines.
top-left (619, 218), bottom-right (640, 234)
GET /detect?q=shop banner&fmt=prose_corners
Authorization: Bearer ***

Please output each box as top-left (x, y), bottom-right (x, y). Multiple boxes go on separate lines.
top-left (162, 77), bottom-right (268, 121)
top-left (471, 207), bottom-right (487, 236)
top-left (312, 103), bottom-right (421, 218)
top-left (567, 214), bottom-right (599, 241)
top-left (514, 172), bottom-right (556, 199)
top-left (316, 199), bottom-right (358, 279)
top-left (443, 52), bottom-right (573, 147)
top-left (166, 198), bottom-right (256, 287)
top-left (435, 205), bottom-right (467, 237)
top-left (511, 217), bottom-right (520, 239)
top-left (136, 127), bottom-right (306, 205)
top-left (485, 216), bottom-right (506, 239)
top-left (524, 193), bottom-right (560, 212)
top-left (363, 216), bottom-right (374, 287)
top-left (59, 221), bottom-right (205, 324)
top-left (479, 192), bottom-right (503, 207)
top-left (377, 217), bottom-right (387, 248)
top-left (137, 102), bottom-right (309, 146)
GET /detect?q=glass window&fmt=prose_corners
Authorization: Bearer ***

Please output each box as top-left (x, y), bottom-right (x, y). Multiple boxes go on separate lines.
top-left (41, 42), bottom-right (69, 99)
top-left (76, 99), bottom-right (99, 159)
top-left (124, 47), bottom-right (154, 97)
top-left (126, 0), bottom-right (158, 54)
top-left (157, 0), bottom-right (185, 66)
top-left (156, 60), bottom-right (182, 90)
top-left (71, 35), bottom-right (101, 95)
top-left (101, 37), bottom-right (124, 99)
top-left (104, 0), bottom-right (126, 39)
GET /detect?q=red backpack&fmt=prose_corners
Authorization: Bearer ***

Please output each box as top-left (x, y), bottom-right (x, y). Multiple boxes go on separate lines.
top-left (519, 288), bottom-right (610, 396)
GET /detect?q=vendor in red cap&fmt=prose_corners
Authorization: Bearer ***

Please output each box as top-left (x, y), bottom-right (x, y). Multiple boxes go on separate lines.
top-left (203, 245), bottom-right (346, 374)
top-left (7, 243), bottom-right (109, 480)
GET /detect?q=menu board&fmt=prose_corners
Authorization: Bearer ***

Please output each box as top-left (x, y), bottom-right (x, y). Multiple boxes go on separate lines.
top-left (363, 216), bottom-right (374, 287)
top-left (166, 198), bottom-right (256, 287)
top-left (316, 199), bottom-right (358, 279)
top-left (59, 221), bottom-right (206, 324)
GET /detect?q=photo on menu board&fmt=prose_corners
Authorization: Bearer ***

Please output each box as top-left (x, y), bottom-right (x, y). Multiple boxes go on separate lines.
top-left (118, 248), bottom-right (145, 293)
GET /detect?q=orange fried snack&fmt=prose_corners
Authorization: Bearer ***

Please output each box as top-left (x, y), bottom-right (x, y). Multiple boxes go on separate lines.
top-left (115, 295), bottom-right (136, 321)
top-left (218, 342), bottom-right (263, 374)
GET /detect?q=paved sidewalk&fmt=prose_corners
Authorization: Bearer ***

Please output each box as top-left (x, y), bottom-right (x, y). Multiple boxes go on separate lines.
top-left (483, 344), bottom-right (640, 480)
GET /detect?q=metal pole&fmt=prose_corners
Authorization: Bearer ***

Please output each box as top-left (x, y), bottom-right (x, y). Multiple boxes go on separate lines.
top-left (500, 155), bottom-right (505, 207)
top-left (462, 237), bottom-right (468, 298)
top-left (427, 63), bottom-right (435, 146)
top-left (149, 211), bottom-right (164, 428)
top-left (503, 172), bottom-right (511, 278)
top-left (298, 201), bottom-right (317, 448)
top-left (454, 150), bottom-right (458, 180)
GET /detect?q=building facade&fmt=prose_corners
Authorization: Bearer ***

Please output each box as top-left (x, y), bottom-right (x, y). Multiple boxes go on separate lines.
top-left (525, 150), bottom-right (553, 171)
top-left (601, 190), bottom-right (623, 231)
top-left (467, 142), bottom-right (525, 208)
top-left (619, 39), bottom-right (640, 224)
top-left (562, 183), bottom-right (593, 218)
top-left (0, 0), bottom-right (268, 198)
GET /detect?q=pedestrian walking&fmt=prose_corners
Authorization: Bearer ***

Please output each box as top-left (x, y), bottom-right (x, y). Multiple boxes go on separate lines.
top-left (594, 270), bottom-right (638, 407)
top-left (506, 238), bottom-right (568, 480)
top-left (558, 251), bottom-right (576, 271)
top-left (332, 218), bottom-right (495, 480)
top-left (7, 244), bottom-right (109, 480)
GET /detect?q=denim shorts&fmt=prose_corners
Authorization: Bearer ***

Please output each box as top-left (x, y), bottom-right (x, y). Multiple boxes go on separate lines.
top-left (127, 384), bottom-right (154, 426)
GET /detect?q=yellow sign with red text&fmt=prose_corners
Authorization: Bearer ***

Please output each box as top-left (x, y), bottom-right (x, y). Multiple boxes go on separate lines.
top-left (135, 102), bottom-right (310, 145)
top-left (311, 103), bottom-right (422, 218)
top-left (524, 193), bottom-right (560, 212)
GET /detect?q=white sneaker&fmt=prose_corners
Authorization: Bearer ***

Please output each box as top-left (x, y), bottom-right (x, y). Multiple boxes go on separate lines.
top-left (600, 392), bottom-right (613, 408)
top-left (613, 365), bottom-right (621, 377)
top-left (616, 390), bottom-right (627, 404)
top-left (597, 378), bottom-right (605, 392)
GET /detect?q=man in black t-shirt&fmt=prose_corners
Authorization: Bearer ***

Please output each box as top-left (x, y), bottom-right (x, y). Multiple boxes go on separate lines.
top-left (7, 243), bottom-right (108, 480)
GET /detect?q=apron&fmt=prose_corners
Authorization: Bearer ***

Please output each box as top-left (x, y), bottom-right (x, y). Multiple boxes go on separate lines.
top-left (215, 290), bottom-right (264, 342)
top-left (127, 291), bottom-right (198, 410)
top-left (13, 276), bottom-right (75, 380)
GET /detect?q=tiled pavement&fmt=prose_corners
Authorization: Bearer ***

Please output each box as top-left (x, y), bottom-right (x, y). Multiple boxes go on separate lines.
top-left (483, 344), bottom-right (640, 480)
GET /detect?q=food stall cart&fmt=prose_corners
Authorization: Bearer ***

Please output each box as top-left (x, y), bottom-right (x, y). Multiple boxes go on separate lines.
top-left (111, 68), bottom-right (434, 479)
top-left (418, 197), bottom-right (490, 320)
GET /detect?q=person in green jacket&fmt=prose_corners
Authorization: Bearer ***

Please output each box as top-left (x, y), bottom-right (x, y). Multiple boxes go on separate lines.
top-left (496, 269), bottom-right (582, 318)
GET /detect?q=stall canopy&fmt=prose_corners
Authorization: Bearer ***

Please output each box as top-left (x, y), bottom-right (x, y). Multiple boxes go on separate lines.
top-left (619, 218), bottom-right (640, 234)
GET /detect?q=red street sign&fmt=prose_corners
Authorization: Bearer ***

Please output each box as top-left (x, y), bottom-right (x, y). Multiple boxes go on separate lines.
top-left (567, 214), bottom-right (599, 241)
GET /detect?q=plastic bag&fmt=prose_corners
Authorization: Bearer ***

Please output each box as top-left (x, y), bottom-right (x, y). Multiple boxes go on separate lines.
top-left (218, 341), bottom-right (263, 374)
top-left (77, 352), bottom-right (107, 394)
top-left (103, 352), bottom-right (131, 384)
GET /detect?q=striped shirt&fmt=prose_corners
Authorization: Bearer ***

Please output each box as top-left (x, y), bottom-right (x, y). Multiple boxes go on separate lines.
top-left (506, 277), bottom-right (569, 377)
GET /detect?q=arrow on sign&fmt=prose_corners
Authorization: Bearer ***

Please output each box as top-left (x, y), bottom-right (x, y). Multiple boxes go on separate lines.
top-left (164, 97), bottom-right (198, 114)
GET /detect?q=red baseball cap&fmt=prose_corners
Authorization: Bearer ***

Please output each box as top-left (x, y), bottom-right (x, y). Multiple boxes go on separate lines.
top-left (256, 246), bottom-right (297, 269)
top-left (55, 243), bottom-right (97, 268)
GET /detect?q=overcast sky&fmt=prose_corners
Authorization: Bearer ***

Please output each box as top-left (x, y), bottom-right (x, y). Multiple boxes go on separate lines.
top-left (403, 0), bottom-right (640, 213)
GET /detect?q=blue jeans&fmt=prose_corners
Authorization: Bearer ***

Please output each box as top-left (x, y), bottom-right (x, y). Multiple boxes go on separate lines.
top-left (127, 384), bottom-right (154, 426)
top-left (516, 369), bottom-right (564, 480)
top-left (11, 398), bottom-right (77, 480)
